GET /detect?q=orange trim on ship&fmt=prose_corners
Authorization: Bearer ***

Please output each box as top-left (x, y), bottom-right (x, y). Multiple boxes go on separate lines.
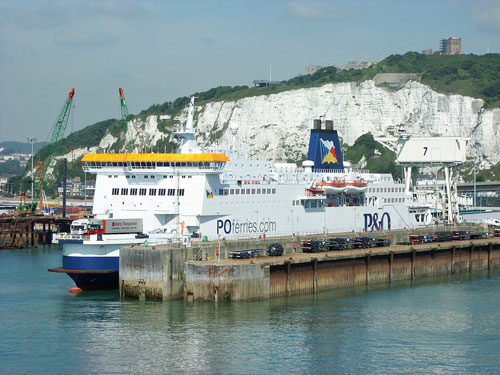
top-left (82, 153), bottom-right (230, 162)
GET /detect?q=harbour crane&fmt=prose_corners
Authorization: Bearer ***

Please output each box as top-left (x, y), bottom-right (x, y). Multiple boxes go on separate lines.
top-left (119, 88), bottom-right (130, 122)
top-left (19, 88), bottom-right (75, 213)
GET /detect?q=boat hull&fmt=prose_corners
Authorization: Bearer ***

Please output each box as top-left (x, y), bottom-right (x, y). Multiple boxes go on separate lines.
top-left (66, 269), bottom-right (118, 290)
top-left (51, 234), bottom-right (172, 290)
top-left (48, 254), bottom-right (120, 290)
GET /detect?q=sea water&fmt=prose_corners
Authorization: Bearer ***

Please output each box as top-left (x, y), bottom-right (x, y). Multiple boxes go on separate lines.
top-left (1, 246), bottom-right (499, 375)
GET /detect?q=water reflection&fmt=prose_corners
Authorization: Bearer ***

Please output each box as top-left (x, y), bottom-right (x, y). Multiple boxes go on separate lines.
top-left (1, 248), bottom-right (500, 375)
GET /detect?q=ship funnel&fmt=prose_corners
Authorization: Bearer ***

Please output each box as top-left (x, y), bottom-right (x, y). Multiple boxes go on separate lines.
top-left (306, 119), bottom-right (344, 171)
top-left (313, 119), bottom-right (321, 130)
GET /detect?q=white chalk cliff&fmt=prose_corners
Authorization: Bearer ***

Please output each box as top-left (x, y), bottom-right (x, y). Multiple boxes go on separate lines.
top-left (67, 80), bottom-right (500, 168)
top-left (194, 80), bottom-right (499, 167)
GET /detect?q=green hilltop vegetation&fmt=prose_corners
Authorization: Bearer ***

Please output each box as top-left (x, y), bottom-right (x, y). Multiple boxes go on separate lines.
top-left (140, 52), bottom-right (500, 118)
top-left (6, 52), bottom-right (500, 195)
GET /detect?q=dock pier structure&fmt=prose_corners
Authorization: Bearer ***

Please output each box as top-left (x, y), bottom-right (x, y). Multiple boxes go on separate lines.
top-left (119, 227), bottom-right (500, 302)
top-left (0, 215), bottom-right (72, 249)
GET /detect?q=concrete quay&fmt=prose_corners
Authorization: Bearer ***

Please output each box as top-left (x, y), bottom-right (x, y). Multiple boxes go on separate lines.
top-left (119, 226), bottom-right (500, 302)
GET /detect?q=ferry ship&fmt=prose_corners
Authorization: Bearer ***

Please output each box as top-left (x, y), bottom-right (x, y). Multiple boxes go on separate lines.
top-left (51, 97), bottom-right (427, 290)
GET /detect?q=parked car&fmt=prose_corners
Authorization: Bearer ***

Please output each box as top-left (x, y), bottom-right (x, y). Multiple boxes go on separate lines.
top-left (433, 231), bottom-right (454, 242)
top-left (410, 234), bottom-right (433, 244)
top-left (451, 230), bottom-right (470, 241)
top-left (327, 237), bottom-right (351, 251)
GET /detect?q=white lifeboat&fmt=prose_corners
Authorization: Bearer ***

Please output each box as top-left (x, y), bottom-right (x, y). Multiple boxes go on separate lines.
top-left (344, 180), bottom-right (367, 195)
top-left (317, 181), bottom-right (346, 195)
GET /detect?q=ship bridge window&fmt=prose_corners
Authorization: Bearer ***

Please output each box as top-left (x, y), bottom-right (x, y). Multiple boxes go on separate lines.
top-left (112, 188), bottom-right (119, 195)
top-left (130, 188), bottom-right (137, 195)
top-left (149, 189), bottom-right (157, 196)
top-left (224, 189), bottom-right (229, 195)
top-left (132, 175), bottom-right (136, 179)
top-left (121, 188), bottom-right (128, 195)
top-left (230, 189), bottom-right (234, 195)
top-left (144, 175), bottom-right (148, 179)
top-left (108, 175), bottom-right (112, 178)
top-left (182, 176), bottom-right (186, 179)
top-left (177, 189), bottom-right (185, 196)
top-left (311, 201), bottom-right (317, 208)
top-left (168, 188), bottom-right (175, 196)
top-left (235, 189), bottom-right (240, 194)
top-left (159, 189), bottom-right (166, 196)
top-left (241, 189), bottom-right (245, 195)
top-left (219, 189), bottom-right (224, 196)
top-left (139, 188), bottom-right (146, 196)
top-left (272, 188), bottom-right (276, 194)
top-left (246, 189), bottom-right (251, 194)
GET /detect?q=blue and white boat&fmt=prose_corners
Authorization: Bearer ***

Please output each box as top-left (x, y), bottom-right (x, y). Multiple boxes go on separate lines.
top-left (50, 97), bottom-right (429, 290)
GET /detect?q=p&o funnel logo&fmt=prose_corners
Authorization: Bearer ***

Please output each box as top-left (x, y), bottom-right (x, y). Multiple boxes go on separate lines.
top-left (206, 190), bottom-right (214, 199)
top-left (320, 138), bottom-right (338, 164)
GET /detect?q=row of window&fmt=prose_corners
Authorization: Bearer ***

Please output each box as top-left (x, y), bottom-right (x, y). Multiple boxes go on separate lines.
top-left (385, 197), bottom-right (404, 203)
top-left (218, 188), bottom-right (277, 196)
top-left (111, 188), bottom-right (185, 196)
top-left (368, 187), bottom-right (404, 193)
top-left (108, 175), bottom-right (193, 179)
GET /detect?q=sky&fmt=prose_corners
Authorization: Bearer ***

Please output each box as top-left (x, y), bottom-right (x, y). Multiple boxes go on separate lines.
top-left (1, 0), bottom-right (499, 142)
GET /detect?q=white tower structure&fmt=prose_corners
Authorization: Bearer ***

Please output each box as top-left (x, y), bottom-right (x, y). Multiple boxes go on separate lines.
top-left (175, 97), bottom-right (201, 154)
top-left (376, 135), bottom-right (469, 224)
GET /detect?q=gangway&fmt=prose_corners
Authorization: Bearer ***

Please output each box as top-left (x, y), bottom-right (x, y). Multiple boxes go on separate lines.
top-left (375, 133), bottom-right (469, 224)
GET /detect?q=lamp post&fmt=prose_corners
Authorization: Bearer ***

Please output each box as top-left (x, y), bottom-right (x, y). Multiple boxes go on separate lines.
top-left (27, 137), bottom-right (37, 198)
top-left (217, 211), bottom-right (220, 262)
top-left (473, 162), bottom-right (477, 208)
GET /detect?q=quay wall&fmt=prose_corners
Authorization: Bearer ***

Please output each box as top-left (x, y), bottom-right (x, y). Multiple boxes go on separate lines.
top-left (185, 263), bottom-right (270, 302)
top-left (119, 225), bottom-right (500, 302)
top-left (120, 246), bottom-right (190, 300)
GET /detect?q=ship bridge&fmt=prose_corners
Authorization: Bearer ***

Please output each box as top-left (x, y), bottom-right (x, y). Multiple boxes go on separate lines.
top-left (82, 153), bottom-right (229, 175)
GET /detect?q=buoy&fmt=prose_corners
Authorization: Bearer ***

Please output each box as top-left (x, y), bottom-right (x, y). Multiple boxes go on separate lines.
top-left (70, 287), bottom-right (83, 293)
